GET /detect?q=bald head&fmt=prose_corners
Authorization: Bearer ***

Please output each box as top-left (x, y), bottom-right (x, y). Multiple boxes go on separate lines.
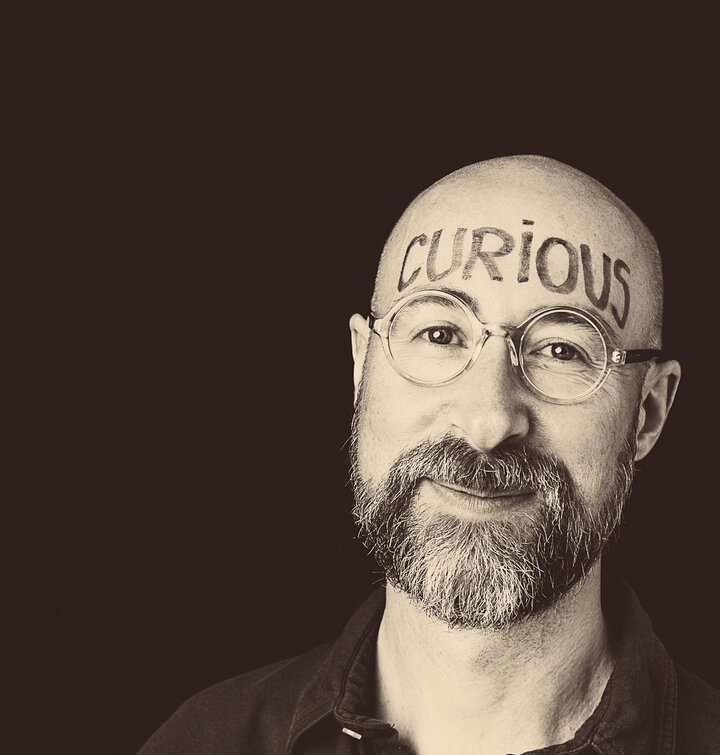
top-left (372, 156), bottom-right (663, 348)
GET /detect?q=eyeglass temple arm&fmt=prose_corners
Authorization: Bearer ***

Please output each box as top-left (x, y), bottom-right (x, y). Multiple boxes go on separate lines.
top-left (367, 314), bottom-right (382, 335)
top-left (612, 348), bottom-right (663, 365)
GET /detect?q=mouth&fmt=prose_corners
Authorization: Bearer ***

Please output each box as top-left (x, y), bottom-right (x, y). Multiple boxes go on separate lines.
top-left (423, 479), bottom-right (536, 518)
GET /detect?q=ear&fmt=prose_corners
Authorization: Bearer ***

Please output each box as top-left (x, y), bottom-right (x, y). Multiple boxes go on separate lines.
top-left (635, 359), bottom-right (681, 461)
top-left (349, 313), bottom-right (371, 404)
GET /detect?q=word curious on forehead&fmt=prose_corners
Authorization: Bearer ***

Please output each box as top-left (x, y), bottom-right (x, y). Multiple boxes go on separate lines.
top-left (397, 221), bottom-right (631, 328)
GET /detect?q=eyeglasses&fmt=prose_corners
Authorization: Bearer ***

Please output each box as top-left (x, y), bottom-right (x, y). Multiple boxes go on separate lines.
top-left (367, 290), bottom-right (662, 404)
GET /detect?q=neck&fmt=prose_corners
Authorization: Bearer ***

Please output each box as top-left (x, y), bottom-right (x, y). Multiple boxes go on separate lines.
top-left (375, 565), bottom-right (613, 755)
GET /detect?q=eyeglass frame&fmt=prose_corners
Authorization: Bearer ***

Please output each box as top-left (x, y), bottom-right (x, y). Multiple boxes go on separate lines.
top-left (366, 289), bottom-right (663, 405)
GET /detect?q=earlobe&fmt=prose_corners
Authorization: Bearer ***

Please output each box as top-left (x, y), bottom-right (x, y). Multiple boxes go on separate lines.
top-left (635, 359), bottom-right (682, 461)
top-left (349, 314), bottom-right (370, 404)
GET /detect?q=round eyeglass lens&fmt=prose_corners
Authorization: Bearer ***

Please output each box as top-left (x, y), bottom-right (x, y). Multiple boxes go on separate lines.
top-left (387, 293), bottom-right (474, 384)
top-left (519, 310), bottom-right (608, 400)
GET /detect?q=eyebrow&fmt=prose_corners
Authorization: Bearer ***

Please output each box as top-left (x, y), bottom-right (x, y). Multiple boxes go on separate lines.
top-left (381, 286), bottom-right (483, 320)
top-left (432, 286), bottom-right (481, 314)
top-left (593, 313), bottom-right (619, 340)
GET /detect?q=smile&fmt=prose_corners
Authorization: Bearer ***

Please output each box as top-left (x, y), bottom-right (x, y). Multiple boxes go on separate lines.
top-left (423, 479), bottom-right (536, 519)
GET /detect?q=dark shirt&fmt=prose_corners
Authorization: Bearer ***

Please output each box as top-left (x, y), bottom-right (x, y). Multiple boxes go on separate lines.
top-left (139, 579), bottom-right (720, 754)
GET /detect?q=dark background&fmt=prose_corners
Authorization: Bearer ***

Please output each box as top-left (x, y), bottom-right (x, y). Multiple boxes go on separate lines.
top-left (15, 4), bottom-right (719, 753)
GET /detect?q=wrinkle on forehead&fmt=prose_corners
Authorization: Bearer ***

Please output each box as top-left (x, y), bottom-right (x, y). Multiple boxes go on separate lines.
top-left (371, 156), bottom-right (663, 348)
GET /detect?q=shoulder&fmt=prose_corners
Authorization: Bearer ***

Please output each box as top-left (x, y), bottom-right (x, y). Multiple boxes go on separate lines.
top-left (675, 662), bottom-right (720, 751)
top-left (137, 641), bottom-right (333, 754)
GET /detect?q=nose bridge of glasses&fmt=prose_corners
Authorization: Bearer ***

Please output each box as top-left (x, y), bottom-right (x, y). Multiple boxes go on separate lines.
top-left (474, 325), bottom-right (520, 368)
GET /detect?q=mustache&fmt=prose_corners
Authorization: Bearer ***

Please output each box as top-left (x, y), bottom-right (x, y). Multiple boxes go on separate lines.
top-left (380, 436), bottom-right (573, 499)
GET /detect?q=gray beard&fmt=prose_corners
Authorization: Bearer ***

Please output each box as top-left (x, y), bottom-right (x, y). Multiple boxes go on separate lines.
top-left (350, 396), bottom-right (636, 630)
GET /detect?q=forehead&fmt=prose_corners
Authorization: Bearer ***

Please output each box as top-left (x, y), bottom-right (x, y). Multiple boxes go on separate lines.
top-left (374, 175), bottom-right (651, 341)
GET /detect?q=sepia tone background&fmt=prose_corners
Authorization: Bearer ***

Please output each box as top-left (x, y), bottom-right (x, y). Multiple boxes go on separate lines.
top-left (16, 4), bottom-right (719, 753)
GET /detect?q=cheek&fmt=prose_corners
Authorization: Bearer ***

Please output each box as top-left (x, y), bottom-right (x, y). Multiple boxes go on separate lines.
top-left (356, 342), bottom-right (444, 478)
top-left (542, 387), bottom-right (638, 502)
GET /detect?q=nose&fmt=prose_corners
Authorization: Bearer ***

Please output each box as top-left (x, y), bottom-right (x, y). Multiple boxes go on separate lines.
top-left (444, 334), bottom-right (531, 453)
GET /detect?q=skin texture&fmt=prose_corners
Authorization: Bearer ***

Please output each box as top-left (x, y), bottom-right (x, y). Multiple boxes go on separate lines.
top-left (348, 156), bottom-right (681, 754)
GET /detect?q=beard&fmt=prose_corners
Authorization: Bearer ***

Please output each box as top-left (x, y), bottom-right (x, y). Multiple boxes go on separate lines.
top-left (349, 392), bottom-right (637, 630)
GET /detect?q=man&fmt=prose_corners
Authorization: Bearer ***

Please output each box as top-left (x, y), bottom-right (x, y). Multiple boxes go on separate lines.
top-left (139, 156), bottom-right (720, 753)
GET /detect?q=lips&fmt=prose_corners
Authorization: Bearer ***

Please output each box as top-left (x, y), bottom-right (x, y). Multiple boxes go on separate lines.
top-left (422, 478), bottom-right (536, 518)
top-left (430, 479), bottom-right (535, 500)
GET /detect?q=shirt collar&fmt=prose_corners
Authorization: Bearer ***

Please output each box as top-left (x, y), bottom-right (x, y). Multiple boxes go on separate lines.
top-left (287, 588), bottom-right (391, 751)
top-left (287, 577), bottom-right (677, 754)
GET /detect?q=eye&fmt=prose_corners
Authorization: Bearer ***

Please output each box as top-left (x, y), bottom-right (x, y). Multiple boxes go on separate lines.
top-left (523, 336), bottom-right (598, 371)
top-left (545, 342), bottom-right (578, 361)
top-left (418, 325), bottom-right (464, 346)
